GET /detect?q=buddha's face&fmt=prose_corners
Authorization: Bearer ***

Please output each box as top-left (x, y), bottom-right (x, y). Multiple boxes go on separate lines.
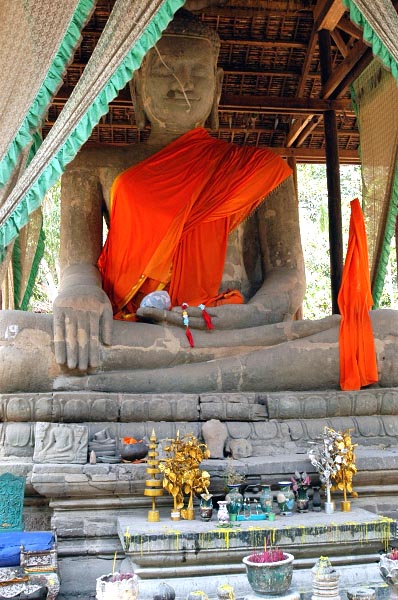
top-left (139, 35), bottom-right (218, 130)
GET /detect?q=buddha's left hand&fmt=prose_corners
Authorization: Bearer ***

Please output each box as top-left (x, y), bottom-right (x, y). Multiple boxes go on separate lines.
top-left (136, 302), bottom-right (276, 330)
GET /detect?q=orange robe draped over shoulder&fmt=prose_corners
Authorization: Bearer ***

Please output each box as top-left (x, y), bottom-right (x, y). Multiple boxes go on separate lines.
top-left (97, 127), bottom-right (292, 319)
top-left (337, 198), bottom-right (378, 390)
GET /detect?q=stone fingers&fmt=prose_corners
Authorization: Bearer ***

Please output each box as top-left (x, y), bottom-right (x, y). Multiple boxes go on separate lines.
top-left (64, 314), bottom-right (78, 370)
top-left (55, 311), bottom-right (100, 371)
top-left (100, 302), bottom-right (113, 346)
top-left (89, 313), bottom-right (100, 369)
top-left (77, 313), bottom-right (89, 371)
top-left (54, 311), bottom-right (67, 366)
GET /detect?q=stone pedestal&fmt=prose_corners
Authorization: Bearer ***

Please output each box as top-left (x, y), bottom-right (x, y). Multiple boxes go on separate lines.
top-left (2, 388), bottom-right (398, 598)
top-left (347, 588), bottom-right (376, 600)
top-left (115, 508), bottom-right (393, 598)
top-left (244, 593), bottom-right (300, 600)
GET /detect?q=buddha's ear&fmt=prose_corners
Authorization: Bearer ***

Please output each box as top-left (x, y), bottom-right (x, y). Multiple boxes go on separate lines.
top-left (209, 67), bottom-right (223, 130)
top-left (129, 72), bottom-right (146, 130)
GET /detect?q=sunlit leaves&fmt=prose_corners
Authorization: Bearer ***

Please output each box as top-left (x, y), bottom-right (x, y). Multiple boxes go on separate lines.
top-left (308, 426), bottom-right (358, 499)
top-left (158, 433), bottom-right (211, 517)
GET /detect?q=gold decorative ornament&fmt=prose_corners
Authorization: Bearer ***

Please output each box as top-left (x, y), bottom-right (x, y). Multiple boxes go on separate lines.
top-left (159, 431), bottom-right (211, 520)
top-left (329, 428), bottom-right (358, 511)
top-left (144, 429), bottom-right (163, 522)
top-left (309, 426), bottom-right (357, 513)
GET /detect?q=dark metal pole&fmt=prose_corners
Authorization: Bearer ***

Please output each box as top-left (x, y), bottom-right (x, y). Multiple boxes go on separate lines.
top-left (318, 28), bottom-right (344, 314)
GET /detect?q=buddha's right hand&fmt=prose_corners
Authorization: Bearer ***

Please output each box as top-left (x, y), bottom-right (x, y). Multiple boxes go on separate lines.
top-left (53, 264), bottom-right (113, 371)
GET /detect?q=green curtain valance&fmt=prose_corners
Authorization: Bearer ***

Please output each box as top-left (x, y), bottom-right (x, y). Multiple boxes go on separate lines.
top-left (342, 0), bottom-right (398, 80)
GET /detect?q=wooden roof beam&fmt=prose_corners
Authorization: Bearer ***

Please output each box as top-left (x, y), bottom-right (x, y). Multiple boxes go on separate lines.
top-left (221, 39), bottom-right (307, 49)
top-left (336, 15), bottom-right (362, 39)
top-left (220, 95), bottom-right (353, 114)
top-left (293, 4), bottom-right (369, 147)
top-left (321, 39), bottom-right (370, 98)
top-left (259, 147), bottom-right (359, 164)
top-left (286, 115), bottom-right (314, 147)
top-left (52, 91), bottom-right (354, 116)
top-left (287, 0), bottom-right (347, 147)
top-left (295, 116), bottom-right (323, 146)
top-left (330, 28), bottom-right (348, 57)
top-left (314, 0), bottom-right (346, 31)
top-left (328, 46), bottom-right (373, 98)
top-left (198, 4), bottom-right (314, 18)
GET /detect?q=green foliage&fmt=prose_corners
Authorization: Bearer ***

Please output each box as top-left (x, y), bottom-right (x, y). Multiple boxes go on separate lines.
top-left (298, 164), bottom-right (363, 320)
top-left (28, 181), bottom-right (61, 312)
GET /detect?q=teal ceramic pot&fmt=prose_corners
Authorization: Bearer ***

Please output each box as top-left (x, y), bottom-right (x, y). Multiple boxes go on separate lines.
top-left (276, 482), bottom-right (295, 516)
top-left (242, 552), bottom-right (294, 596)
top-left (225, 484), bottom-right (243, 521)
top-left (295, 487), bottom-right (310, 513)
top-left (199, 494), bottom-right (213, 521)
top-left (259, 484), bottom-right (273, 514)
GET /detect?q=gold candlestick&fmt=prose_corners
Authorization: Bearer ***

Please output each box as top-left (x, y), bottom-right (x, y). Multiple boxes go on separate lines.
top-left (144, 429), bottom-right (163, 522)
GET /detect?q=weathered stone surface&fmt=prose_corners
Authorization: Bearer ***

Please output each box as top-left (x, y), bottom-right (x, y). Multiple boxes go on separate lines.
top-left (31, 463), bottom-right (148, 497)
top-left (227, 422), bottom-right (252, 438)
top-left (226, 438), bottom-right (252, 458)
top-left (284, 416), bottom-right (398, 448)
top-left (120, 394), bottom-right (200, 422)
top-left (0, 422), bottom-right (34, 457)
top-left (0, 394), bottom-right (53, 422)
top-left (200, 393), bottom-right (267, 421)
top-left (202, 419), bottom-right (228, 458)
top-left (118, 507), bottom-right (393, 574)
top-left (53, 392), bottom-right (120, 422)
top-left (266, 388), bottom-right (398, 421)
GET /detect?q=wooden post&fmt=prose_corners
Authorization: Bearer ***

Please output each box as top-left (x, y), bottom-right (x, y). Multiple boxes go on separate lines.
top-left (318, 28), bottom-right (344, 315)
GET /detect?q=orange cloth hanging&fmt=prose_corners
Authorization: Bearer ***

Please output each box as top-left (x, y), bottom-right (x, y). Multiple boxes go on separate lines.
top-left (337, 198), bottom-right (378, 390)
top-left (97, 127), bottom-right (292, 319)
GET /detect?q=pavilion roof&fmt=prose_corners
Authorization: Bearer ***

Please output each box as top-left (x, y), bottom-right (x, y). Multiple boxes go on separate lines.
top-left (43, 0), bottom-right (376, 165)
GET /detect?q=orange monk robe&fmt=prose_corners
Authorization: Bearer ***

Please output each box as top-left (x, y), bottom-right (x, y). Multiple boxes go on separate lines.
top-left (97, 127), bottom-right (292, 319)
top-left (338, 198), bottom-right (378, 391)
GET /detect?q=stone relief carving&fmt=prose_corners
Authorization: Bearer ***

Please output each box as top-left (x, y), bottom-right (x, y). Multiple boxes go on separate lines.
top-left (33, 423), bottom-right (88, 464)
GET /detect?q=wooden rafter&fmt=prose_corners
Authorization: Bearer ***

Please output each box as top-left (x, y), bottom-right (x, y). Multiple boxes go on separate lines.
top-left (287, 0), bottom-right (338, 147)
top-left (321, 39), bottom-right (370, 98)
top-left (313, 0), bottom-right (346, 31)
top-left (220, 95), bottom-right (352, 114)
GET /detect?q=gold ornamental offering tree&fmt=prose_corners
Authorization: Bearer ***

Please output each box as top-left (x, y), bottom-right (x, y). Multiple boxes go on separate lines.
top-left (309, 426), bottom-right (357, 513)
top-left (329, 428), bottom-right (358, 511)
top-left (143, 429), bottom-right (163, 522)
top-left (159, 431), bottom-right (211, 520)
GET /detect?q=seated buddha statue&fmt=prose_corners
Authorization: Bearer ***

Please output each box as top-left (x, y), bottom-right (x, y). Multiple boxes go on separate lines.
top-left (0, 10), bottom-right (395, 395)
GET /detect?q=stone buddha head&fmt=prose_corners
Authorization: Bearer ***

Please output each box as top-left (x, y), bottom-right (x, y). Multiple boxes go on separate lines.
top-left (131, 9), bottom-right (223, 133)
